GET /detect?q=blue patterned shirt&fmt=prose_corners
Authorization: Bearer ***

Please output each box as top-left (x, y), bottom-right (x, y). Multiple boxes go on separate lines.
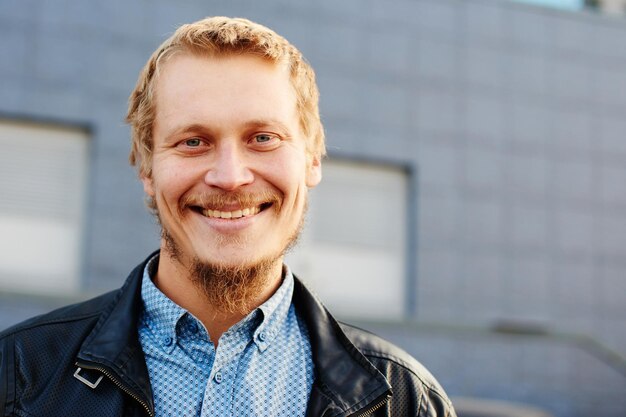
top-left (138, 256), bottom-right (314, 416)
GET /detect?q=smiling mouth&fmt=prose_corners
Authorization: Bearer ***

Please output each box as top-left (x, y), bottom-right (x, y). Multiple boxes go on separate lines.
top-left (191, 203), bottom-right (273, 219)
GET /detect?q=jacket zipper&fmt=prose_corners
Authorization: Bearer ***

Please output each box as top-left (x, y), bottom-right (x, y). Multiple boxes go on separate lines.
top-left (353, 393), bottom-right (391, 417)
top-left (75, 362), bottom-right (153, 417)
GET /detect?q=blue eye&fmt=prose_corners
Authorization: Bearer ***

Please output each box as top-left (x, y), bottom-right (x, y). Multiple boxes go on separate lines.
top-left (185, 138), bottom-right (202, 147)
top-left (255, 134), bottom-right (272, 143)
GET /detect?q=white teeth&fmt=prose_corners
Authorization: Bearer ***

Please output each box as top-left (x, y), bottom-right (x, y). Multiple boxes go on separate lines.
top-left (202, 206), bottom-right (262, 219)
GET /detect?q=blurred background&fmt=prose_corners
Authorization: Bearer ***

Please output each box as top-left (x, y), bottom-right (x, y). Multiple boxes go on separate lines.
top-left (1, 0), bottom-right (625, 415)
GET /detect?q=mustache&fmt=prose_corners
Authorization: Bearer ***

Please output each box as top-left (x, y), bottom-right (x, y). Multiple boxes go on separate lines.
top-left (180, 189), bottom-right (282, 212)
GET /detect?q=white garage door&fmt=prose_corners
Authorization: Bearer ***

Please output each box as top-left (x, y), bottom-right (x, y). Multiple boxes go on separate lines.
top-left (286, 158), bottom-right (409, 319)
top-left (0, 120), bottom-right (89, 295)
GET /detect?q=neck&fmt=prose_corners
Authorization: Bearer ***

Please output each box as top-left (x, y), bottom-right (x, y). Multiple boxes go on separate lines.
top-left (152, 250), bottom-right (284, 345)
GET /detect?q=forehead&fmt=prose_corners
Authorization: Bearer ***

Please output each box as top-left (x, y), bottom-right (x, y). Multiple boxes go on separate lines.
top-left (153, 52), bottom-right (298, 131)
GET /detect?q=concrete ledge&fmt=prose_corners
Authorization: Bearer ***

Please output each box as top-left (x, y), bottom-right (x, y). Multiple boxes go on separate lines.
top-left (453, 397), bottom-right (553, 417)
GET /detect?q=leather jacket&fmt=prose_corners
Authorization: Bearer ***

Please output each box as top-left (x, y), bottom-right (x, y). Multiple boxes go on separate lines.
top-left (0, 253), bottom-right (456, 417)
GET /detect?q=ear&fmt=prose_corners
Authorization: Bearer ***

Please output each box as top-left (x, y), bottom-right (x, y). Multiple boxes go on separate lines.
top-left (141, 174), bottom-right (155, 197)
top-left (306, 154), bottom-right (322, 188)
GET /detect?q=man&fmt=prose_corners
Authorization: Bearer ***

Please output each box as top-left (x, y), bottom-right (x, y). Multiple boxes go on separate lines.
top-left (0, 17), bottom-right (456, 416)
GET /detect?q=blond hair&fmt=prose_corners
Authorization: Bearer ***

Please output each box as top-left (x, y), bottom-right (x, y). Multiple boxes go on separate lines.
top-left (126, 16), bottom-right (325, 178)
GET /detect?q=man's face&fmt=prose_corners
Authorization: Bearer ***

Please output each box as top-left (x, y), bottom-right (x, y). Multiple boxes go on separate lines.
top-left (142, 53), bottom-right (321, 270)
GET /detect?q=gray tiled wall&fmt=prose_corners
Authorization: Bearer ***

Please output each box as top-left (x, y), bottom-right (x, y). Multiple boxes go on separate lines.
top-left (1, 0), bottom-right (625, 415)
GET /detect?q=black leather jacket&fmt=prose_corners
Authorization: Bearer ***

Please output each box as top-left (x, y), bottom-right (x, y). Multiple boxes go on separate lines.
top-left (0, 254), bottom-right (456, 417)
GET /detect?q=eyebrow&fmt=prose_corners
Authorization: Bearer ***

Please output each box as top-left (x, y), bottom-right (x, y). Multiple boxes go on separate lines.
top-left (242, 119), bottom-right (294, 135)
top-left (168, 123), bottom-right (209, 137)
top-left (165, 119), bottom-right (294, 139)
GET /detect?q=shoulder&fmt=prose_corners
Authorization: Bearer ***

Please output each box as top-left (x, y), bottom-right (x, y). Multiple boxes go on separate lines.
top-left (0, 252), bottom-right (150, 352)
top-left (0, 289), bottom-right (129, 417)
top-left (340, 322), bottom-right (456, 416)
top-left (0, 289), bottom-right (118, 344)
top-left (339, 322), bottom-right (439, 387)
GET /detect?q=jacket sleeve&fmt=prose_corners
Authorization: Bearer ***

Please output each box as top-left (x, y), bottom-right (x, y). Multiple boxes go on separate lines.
top-left (0, 333), bottom-right (15, 416)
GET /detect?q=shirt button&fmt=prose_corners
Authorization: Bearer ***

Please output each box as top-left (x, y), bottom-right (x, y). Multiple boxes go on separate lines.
top-left (259, 331), bottom-right (267, 342)
top-left (189, 323), bottom-right (199, 333)
top-left (214, 371), bottom-right (223, 384)
top-left (163, 336), bottom-right (173, 346)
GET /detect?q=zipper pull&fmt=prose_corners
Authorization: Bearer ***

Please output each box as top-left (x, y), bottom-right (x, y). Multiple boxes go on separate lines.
top-left (73, 367), bottom-right (104, 389)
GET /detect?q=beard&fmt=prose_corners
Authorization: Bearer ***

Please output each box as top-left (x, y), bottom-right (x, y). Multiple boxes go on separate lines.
top-left (158, 195), bottom-right (306, 316)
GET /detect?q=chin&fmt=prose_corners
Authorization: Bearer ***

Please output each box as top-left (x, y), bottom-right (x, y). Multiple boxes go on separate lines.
top-left (194, 249), bottom-right (277, 270)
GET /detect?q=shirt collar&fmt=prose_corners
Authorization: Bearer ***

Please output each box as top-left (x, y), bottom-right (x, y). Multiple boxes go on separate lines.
top-left (140, 255), bottom-right (187, 352)
top-left (140, 254), bottom-right (295, 352)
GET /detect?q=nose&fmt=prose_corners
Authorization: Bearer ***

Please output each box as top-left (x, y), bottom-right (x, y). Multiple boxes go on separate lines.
top-left (204, 143), bottom-right (254, 191)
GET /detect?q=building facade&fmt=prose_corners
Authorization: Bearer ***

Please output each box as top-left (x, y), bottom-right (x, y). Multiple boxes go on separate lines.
top-left (1, 0), bottom-right (625, 415)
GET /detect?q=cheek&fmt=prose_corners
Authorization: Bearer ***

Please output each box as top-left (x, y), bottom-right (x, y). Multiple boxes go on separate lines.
top-left (152, 161), bottom-right (199, 197)
top-left (268, 162), bottom-right (308, 197)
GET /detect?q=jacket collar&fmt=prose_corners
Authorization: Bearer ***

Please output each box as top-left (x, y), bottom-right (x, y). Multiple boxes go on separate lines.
top-left (76, 252), bottom-right (391, 416)
top-left (76, 252), bottom-right (156, 414)
top-left (292, 278), bottom-right (392, 416)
